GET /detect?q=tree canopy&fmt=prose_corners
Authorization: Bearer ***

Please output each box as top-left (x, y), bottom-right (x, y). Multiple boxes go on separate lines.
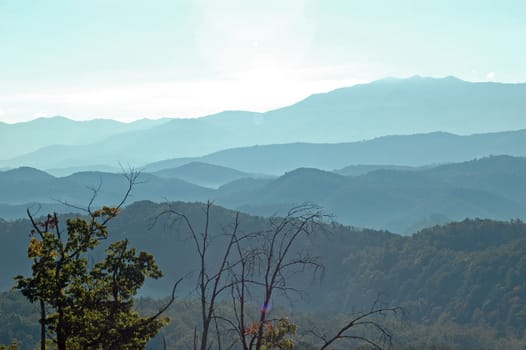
top-left (14, 175), bottom-right (173, 350)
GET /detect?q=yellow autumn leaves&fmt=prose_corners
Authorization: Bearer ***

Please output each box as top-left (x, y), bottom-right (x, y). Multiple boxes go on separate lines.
top-left (93, 206), bottom-right (121, 218)
top-left (28, 237), bottom-right (57, 259)
top-left (28, 238), bottom-right (42, 258)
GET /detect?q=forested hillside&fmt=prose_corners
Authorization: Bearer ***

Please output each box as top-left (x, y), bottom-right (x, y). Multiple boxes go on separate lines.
top-left (1, 202), bottom-right (526, 349)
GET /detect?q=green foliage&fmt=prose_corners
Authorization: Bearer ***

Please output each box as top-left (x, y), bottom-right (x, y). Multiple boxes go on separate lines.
top-left (0, 343), bottom-right (19, 350)
top-left (340, 218), bottom-right (526, 336)
top-left (4, 292), bottom-right (526, 350)
top-left (259, 318), bottom-right (297, 350)
top-left (14, 207), bottom-right (167, 349)
top-left (0, 292), bottom-right (39, 350)
top-left (4, 201), bottom-right (526, 349)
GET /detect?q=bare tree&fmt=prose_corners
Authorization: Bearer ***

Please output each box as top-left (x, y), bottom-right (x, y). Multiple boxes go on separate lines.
top-left (230, 205), bottom-right (324, 350)
top-left (159, 202), bottom-right (398, 350)
top-left (156, 201), bottom-right (257, 350)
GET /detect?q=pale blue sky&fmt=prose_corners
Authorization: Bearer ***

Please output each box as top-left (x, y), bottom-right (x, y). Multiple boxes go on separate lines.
top-left (1, 0), bottom-right (525, 122)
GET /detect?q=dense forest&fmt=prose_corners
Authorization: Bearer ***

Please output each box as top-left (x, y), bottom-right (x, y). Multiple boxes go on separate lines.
top-left (1, 201), bottom-right (526, 349)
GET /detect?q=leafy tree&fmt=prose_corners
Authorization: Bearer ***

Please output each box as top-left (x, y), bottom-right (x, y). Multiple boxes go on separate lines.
top-left (14, 172), bottom-right (174, 350)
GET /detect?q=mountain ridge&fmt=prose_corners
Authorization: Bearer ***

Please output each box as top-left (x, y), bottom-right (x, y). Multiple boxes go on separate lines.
top-left (1, 155), bottom-right (524, 233)
top-left (143, 129), bottom-right (526, 174)
top-left (2, 76), bottom-right (526, 169)
top-left (0, 116), bottom-right (169, 160)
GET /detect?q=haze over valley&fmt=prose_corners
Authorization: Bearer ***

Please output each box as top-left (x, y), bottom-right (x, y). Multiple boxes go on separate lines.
top-left (2, 75), bottom-right (526, 349)
top-left (1, 1), bottom-right (525, 349)
top-left (2, 76), bottom-right (526, 170)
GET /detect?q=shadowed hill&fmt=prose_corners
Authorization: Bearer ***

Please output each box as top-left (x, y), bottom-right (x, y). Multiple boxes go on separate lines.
top-left (421, 155), bottom-right (526, 203)
top-left (1, 156), bottom-right (524, 232)
top-left (213, 160), bottom-right (525, 233)
top-left (334, 164), bottom-right (424, 176)
top-left (0, 168), bottom-right (212, 209)
top-left (151, 161), bottom-right (259, 188)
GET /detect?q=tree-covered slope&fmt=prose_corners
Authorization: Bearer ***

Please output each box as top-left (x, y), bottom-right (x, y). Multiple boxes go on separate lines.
top-left (1, 203), bottom-right (526, 348)
top-left (340, 219), bottom-right (526, 336)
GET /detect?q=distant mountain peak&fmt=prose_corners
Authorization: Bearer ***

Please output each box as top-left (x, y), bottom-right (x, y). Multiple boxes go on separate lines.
top-left (372, 75), bottom-right (465, 84)
top-left (280, 167), bottom-right (345, 181)
top-left (2, 166), bottom-right (54, 179)
top-left (23, 115), bottom-right (70, 124)
top-left (7, 166), bottom-right (47, 173)
top-left (175, 161), bottom-right (245, 173)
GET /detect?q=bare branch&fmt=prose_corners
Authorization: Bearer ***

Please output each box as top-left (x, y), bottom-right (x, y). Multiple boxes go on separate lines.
top-left (315, 306), bottom-right (401, 350)
top-left (146, 277), bottom-right (184, 321)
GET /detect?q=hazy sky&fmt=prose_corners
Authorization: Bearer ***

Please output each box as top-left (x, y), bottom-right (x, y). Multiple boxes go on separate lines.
top-left (1, 0), bottom-right (525, 123)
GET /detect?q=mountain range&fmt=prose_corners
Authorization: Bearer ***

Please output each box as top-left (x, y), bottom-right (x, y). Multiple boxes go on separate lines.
top-left (213, 156), bottom-right (526, 232)
top-left (143, 129), bottom-right (526, 175)
top-left (2, 76), bottom-right (526, 170)
top-left (2, 70), bottom-right (526, 350)
top-left (1, 155), bottom-right (524, 233)
top-left (151, 161), bottom-right (270, 188)
top-left (0, 116), bottom-right (167, 160)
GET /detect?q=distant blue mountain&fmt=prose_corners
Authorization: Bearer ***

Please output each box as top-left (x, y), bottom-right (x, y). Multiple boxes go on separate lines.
top-left (0, 168), bottom-right (211, 209)
top-left (0, 116), bottom-right (168, 160)
top-left (2, 76), bottom-right (526, 169)
top-left (1, 156), bottom-right (525, 233)
top-left (212, 156), bottom-right (526, 233)
top-left (150, 161), bottom-right (261, 188)
top-left (144, 130), bottom-right (526, 175)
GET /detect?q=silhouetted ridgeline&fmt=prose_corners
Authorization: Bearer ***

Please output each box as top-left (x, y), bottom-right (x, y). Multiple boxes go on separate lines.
top-left (142, 130), bottom-right (526, 175)
top-left (2, 76), bottom-right (526, 170)
top-left (1, 155), bottom-right (524, 233)
top-left (0, 116), bottom-right (167, 160)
